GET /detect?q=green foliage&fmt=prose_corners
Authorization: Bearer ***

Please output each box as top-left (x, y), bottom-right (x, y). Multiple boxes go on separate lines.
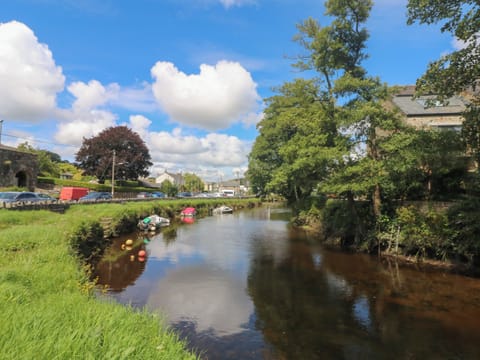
top-left (17, 142), bottom-right (63, 177)
top-left (381, 129), bottom-right (467, 200)
top-left (396, 206), bottom-right (451, 260)
top-left (183, 173), bottom-right (204, 192)
top-left (69, 221), bottom-right (106, 261)
top-left (407, 0), bottom-right (480, 100)
top-left (320, 199), bottom-right (372, 248)
top-left (447, 198), bottom-right (480, 265)
top-left (37, 176), bottom-right (155, 194)
top-left (159, 179), bottom-right (178, 197)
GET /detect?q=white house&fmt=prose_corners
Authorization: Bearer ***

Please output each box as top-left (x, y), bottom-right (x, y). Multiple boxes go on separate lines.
top-left (155, 171), bottom-right (184, 186)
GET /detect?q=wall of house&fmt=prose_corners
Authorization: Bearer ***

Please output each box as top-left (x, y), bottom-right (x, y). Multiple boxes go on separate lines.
top-left (0, 147), bottom-right (38, 190)
top-left (404, 115), bottom-right (464, 129)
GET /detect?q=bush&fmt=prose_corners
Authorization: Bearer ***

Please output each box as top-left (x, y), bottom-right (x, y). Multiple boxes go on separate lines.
top-left (447, 197), bottom-right (480, 265)
top-left (396, 206), bottom-right (450, 260)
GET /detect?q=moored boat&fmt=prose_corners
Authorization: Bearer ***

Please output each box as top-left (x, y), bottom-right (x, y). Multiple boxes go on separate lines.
top-left (180, 207), bottom-right (196, 217)
top-left (138, 214), bottom-right (170, 231)
top-left (212, 205), bottom-right (233, 214)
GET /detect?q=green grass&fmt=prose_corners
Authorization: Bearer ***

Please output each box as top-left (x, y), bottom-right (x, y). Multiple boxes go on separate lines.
top-left (0, 198), bottom-right (259, 359)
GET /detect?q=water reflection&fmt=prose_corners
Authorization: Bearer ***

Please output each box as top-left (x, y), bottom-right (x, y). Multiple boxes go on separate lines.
top-left (93, 206), bottom-right (480, 359)
top-left (147, 265), bottom-right (253, 336)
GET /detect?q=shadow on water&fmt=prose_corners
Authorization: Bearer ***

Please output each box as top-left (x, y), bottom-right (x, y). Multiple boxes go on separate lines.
top-left (92, 206), bottom-right (480, 359)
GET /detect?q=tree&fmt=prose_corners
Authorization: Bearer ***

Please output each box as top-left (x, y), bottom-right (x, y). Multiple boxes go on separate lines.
top-left (407, 0), bottom-right (480, 173)
top-left (183, 173), bottom-right (204, 193)
top-left (407, 0), bottom-right (480, 100)
top-left (159, 179), bottom-right (178, 197)
top-left (17, 142), bottom-right (62, 177)
top-left (75, 126), bottom-right (152, 183)
top-left (248, 79), bottom-right (341, 202)
top-left (249, 0), bottom-right (375, 203)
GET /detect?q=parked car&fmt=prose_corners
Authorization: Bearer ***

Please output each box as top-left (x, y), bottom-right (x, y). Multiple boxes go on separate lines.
top-left (78, 192), bottom-right (112, 202)
top-left (33, 193), bottom-right (57, 202)
top-left (177, 191), bottom-right (192, 198)
top-left (151, 191), bottom-right (166, 198)
top-left (136, 192), bottom-right (153, 198)
top-left (0, 191), bottom-right (57, 204)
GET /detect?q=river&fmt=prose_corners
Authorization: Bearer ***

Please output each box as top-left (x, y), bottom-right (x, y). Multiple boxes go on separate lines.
top-left (93, 205), bottom-right (480, 359)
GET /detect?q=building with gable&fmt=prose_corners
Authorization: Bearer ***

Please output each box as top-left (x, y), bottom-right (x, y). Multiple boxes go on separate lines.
top-left (392, 85), bottom-right (467, 130)
top-left (155, 171), bottom-right (185, 187)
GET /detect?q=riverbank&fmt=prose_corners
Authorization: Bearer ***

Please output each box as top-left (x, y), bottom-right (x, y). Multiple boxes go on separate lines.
top-left (301, 220), bottom-right (479, 277)
top-left (0, 198), bottom-right (260, 359)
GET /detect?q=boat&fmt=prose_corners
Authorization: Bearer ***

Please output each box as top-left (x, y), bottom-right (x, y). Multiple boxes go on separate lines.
top-left (138, 214), bottom-right (170, 231)
top-left (180, 207), bottom-right (196, 217)
top-left (212, 205), bottom-right (233, 215)
top-left (181, 216), bottom-right (195, 224)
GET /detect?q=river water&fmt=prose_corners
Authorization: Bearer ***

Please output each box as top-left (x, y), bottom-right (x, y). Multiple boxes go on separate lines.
top-left (93, 205), bottom-right (480, 359)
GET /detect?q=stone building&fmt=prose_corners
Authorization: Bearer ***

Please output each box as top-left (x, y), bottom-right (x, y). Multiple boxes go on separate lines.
top-left (0, 144), bottom-right (38, 190)
top-left (392, 85), bottom-right (467, 130)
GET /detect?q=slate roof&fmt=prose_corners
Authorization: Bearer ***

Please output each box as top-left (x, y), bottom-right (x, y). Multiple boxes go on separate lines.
top-left (392, 86), bottom-right (467, 116)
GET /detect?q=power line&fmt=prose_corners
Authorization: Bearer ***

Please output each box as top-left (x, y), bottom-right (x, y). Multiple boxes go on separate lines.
top-left (2, 132), bottom-right (78, 148)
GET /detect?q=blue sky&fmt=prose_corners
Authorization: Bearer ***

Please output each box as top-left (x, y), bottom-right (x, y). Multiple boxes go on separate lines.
top-left (0, 0), bottom-right (455, 182)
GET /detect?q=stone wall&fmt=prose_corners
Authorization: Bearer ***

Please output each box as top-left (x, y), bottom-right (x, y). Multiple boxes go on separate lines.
top-left (0, 145), bottom-right (38, 191)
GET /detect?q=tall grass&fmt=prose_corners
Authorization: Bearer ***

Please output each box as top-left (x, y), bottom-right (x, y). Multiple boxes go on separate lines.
top-left (0, 199), bottom-right (258, 359)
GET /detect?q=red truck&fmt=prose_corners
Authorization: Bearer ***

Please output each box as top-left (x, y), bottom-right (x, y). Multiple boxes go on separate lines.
top-left (59, 187), bottom-right (89, 201)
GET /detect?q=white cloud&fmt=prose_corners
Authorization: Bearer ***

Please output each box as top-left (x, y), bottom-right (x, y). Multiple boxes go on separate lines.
top-left (128, 114), bottom-right (152, 139)
top-left (54, 110), bottom-right (117, 146)
top-left (451, 33), bottom-right (480, 50)
top-left (53, 79), bottom-right (120, 146)
top-left (219, 0), bottom-right (256, 8)
top-left (151, 60), bottom-right (261, 130)
top-left (148, 129), bottom-right (250, 167)
top-left (0, 21), bottom-right (65, 121)
top-left (68, 80), bottom-right (119, 111)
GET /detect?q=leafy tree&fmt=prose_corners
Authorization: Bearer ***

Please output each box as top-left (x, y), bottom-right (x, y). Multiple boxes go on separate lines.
top-left (407, 0), bottom-right (480, 173)
top-left (248, 79), bottom-right (341, 202)
top-left (58, 162), bottom-right (84, 181)
top-left (294, 0), bottom-right (403, 220)
top-left (183, 173), bottom-right (204, 193)
top-left (407, 0), bottom-right (480, 100)
top-left (75, 126), bottom-right (152, 183)
top-left (159, 179), bottom-right (178, 197)
top-left (249, 0), bottom-right (376, 203)
top-left (17, 142), bottom-right (61, 177)
top-left (382, 129), bottom-right (466, 200)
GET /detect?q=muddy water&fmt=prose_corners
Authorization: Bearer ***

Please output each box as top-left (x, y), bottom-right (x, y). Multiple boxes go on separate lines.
top-left (93, 206), bottom-right (480, 359)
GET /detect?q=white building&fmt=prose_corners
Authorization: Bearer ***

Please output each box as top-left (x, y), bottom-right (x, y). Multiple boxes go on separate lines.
top-left (155, 171), bottom-right (184, 186)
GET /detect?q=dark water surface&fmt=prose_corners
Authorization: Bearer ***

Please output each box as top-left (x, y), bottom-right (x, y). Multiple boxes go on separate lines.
top-left (93, 206), bottom-right (480, 359)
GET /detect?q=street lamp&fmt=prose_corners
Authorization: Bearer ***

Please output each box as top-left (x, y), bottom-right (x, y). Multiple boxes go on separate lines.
top-left (111, 150), bottom-right (125, 197)
top-left (0, 120), bottom-right (3, 144)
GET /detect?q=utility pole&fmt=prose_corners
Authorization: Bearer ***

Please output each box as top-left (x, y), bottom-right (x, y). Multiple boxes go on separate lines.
top-left (111, 150), bottom-right (116, 197)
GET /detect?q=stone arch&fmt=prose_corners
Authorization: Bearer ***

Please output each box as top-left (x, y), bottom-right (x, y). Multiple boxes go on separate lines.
top-left (15, 170), bottom-right (28, 187)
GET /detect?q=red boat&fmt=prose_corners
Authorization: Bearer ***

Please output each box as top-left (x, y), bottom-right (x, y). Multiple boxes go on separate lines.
top-left (180, 207), bottom-right (196, 217)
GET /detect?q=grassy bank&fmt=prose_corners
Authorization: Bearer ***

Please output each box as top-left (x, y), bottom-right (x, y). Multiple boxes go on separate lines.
top-left (0, 198), bottom-right (260, 359)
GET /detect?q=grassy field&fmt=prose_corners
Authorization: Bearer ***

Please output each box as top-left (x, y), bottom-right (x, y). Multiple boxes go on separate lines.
top-left (0, 198), bottom-right (259, 359)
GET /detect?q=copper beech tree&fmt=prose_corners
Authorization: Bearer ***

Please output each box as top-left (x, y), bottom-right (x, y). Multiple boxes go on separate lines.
top-left (75, 126), bottom-right (153, 183)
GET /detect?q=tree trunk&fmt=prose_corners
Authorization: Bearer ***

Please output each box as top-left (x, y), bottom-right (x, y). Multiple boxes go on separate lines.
top-left (373, 183), bottom-right (381, 218)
